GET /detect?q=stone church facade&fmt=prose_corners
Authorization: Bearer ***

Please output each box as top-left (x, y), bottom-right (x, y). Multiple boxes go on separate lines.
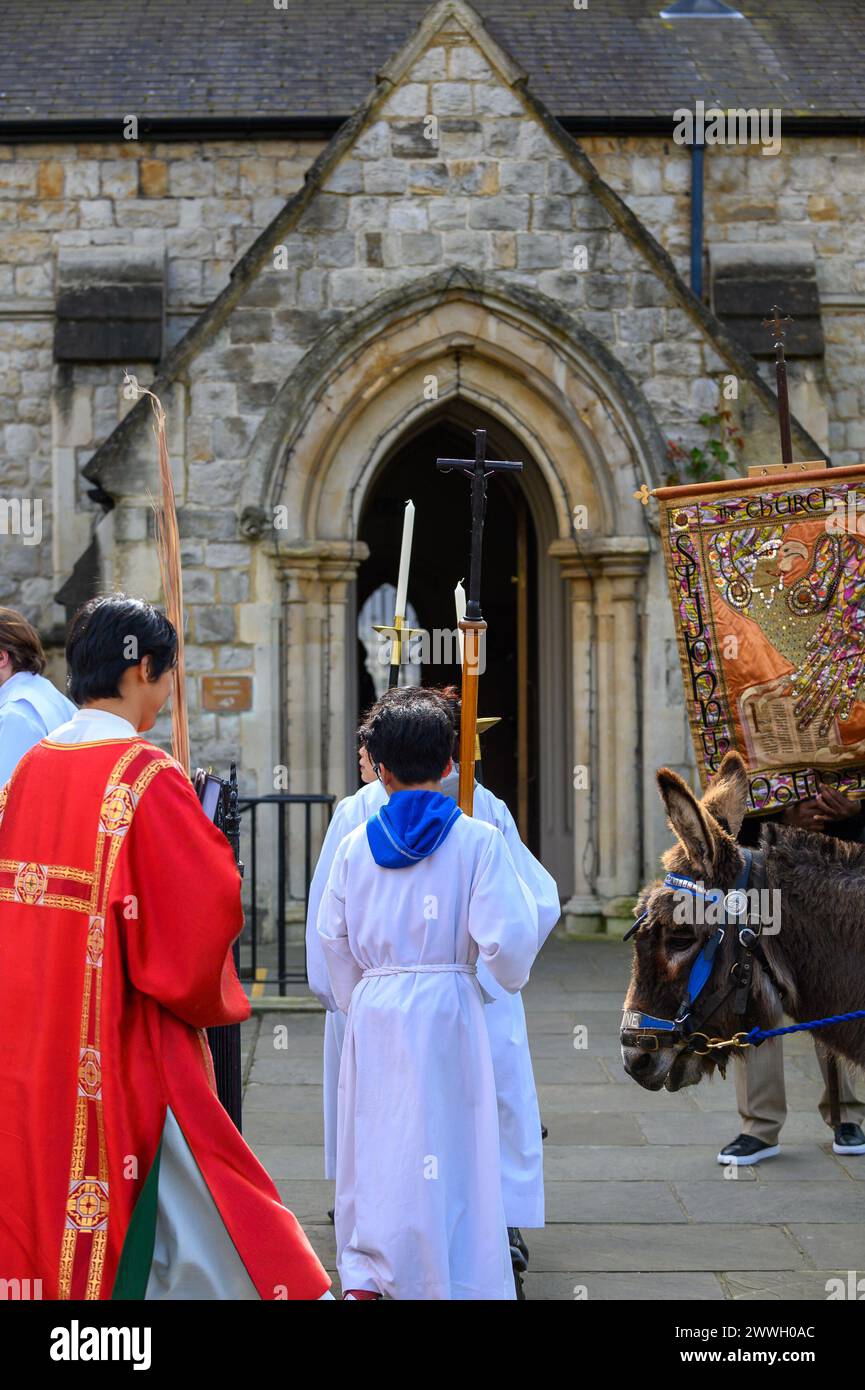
top-left (0, 0), bottom-right (862, 929)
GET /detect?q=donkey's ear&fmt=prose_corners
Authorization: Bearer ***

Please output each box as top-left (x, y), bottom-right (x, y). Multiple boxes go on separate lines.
top-left (657, 767), bottom-right (715, 876)
top-left (702, 750), bottom-right (749, 838)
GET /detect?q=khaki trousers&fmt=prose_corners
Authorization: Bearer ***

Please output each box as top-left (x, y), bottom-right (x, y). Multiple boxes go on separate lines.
top-left (734, 1037), bottom-right (865, 1144)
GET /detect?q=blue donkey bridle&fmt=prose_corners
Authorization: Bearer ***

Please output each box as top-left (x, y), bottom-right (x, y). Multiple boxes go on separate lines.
top-left (620, 849), bottom-right (773, 1054)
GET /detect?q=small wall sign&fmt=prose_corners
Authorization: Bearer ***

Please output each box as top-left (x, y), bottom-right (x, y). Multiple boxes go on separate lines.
top-left (202, 675), bottom-right (253, 712)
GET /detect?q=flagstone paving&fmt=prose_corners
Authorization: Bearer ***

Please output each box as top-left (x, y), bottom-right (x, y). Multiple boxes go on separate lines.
top-left (240, 937), bottom-right (865, 1302)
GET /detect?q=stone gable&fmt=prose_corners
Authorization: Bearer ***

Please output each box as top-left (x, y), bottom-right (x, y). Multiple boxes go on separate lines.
top-left (1, 0), bottom-right (860, 915)
top-left (72, 0), bottom-right (826, 783)
top-left (90, 0), bottom-right (821, 512)
top-left (2, 6), bottom-right (855, 652)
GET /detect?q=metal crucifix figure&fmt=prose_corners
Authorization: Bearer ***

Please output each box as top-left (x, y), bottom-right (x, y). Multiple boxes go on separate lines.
top-left (762, 304), bottom-right (794, 465)
top-left (436, 427), bottom-right (522, 813)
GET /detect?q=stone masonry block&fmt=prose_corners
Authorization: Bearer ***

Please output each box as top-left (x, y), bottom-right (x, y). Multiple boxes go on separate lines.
top-left (296, 195), bottom-right (348, 232)
top-left (390, 122), bottom-right (438, 159)
top-left (363, 161), bottom-right (408, 195)
top-left (408, 46), bottom-right (446, 81)
top-left (499, 160), bottom-right (546, 194)
top-left (353, 121), bottom-right (391, 161)
top-left (474, 86), bottom-right (523, 118)
top-left (430, 83), bottom-right (473, 116)
top-left (534, 195), bottom-right (573, 230)
top-left (382, 84), bottom-right (430, 119)
top-left (516, 233), bottom-right (566, 270)
top-left (398, 232), bottom-right (442, 265)
top-left (448, 47), bottom-right (494, 81)
top-left (468, 194), bottom-right (529, 230)
top-left (194, 604), bottom-right (236, 643)
top-left (427, 196), bottom-right (469, 230)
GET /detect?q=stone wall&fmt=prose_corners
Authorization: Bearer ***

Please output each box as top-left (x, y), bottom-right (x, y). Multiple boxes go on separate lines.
top-left (1, 124), bottom-right (858, 638)
top-left (0, 11), bottom-right (859, 915)
top-left (3, 119), bottom-right (862, 636)
top-left (71, 19), bottom-right (801, 815)
top-left (0, 137), bottom-right (324, 631)
top-left (583, 133), bottom-right (865, 463)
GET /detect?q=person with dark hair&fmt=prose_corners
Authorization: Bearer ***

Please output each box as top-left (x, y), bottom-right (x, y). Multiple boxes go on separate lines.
top-left (306, 683), bottom-right (559, 1289)
top-left (317, 691), bottom-right (539, 1300)
top-left (65, 593), bottom-right (178, 707)
top-left (0, 593), bottom-right (330, 1301)
top-left (0, 606), bottom-right (75, 783)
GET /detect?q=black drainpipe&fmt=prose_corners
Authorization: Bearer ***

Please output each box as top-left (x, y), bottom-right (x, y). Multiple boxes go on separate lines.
top-left (690, 139), bottom-right (705, 299)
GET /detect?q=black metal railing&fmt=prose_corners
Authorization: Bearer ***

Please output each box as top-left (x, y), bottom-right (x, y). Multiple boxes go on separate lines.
top-left (237, 792), bottom-right (335, 995)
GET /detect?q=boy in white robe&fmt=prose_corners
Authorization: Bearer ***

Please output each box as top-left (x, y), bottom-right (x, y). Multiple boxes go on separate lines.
top-left (305, 690), bottom-right (559, 1248)
top-left (317, 692), bottom-right (539, 1300)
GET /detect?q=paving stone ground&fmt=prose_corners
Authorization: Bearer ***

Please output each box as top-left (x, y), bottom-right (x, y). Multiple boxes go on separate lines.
top-left (240, 938), bottom-right (865, 1301)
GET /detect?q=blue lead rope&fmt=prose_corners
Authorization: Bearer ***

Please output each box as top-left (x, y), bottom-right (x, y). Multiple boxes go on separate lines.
top-left (747, 1010), bottom-right (865, 1044)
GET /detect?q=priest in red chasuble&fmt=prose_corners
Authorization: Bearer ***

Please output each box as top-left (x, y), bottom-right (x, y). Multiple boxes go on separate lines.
top-left (0, 595), bottom-right (331, 1300)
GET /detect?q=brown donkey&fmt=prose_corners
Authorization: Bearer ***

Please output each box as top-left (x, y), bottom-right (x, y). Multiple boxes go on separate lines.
top-left (622, 751), bottom-right (865, 1092)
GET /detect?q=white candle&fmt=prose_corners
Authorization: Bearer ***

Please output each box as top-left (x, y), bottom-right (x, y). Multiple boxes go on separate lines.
top-left (394, 499), bottom-right (415, 618)
top-left (455, 578), bottom-right (466, 664)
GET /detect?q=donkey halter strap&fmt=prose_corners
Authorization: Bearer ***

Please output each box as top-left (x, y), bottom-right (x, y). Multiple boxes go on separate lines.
top-left (620, 848), bottom-right (771, 1056)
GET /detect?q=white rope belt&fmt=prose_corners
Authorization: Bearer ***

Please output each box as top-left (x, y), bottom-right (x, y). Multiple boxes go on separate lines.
top-left (362, 963), bottom-right (477, 979)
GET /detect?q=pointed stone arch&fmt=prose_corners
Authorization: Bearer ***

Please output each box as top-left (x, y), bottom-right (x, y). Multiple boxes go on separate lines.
top-left (242, 268), bottom-right (667, 546)
top-left (257, 271), bottom-right (655, 921)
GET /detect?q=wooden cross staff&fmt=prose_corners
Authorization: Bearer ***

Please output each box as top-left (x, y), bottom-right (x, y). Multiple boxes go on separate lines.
top-left (436, 428), bottom-right (522, 813)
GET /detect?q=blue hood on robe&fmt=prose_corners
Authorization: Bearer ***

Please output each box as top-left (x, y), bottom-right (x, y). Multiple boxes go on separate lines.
top-left (366, 789), bottom-right (462, 869)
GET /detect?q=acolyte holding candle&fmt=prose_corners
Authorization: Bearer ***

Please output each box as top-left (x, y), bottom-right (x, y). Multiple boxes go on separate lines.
top-left (372, 499), bottom-right (419, 689)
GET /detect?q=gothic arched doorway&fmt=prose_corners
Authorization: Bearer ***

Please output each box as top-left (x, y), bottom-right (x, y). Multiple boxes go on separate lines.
top-left (354, 405), bottom-right (553, 861)
top-left (262, 279), bottom-right (664, 912)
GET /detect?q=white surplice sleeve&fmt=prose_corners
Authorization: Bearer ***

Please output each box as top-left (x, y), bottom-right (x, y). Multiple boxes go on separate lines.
top-left (0, 703), bottom-right (44, 786)
top-left (467, 827), bottom-right (539, 994)
top-left (305, 797), bottom-right (359, 1010)
top-left (486, 792), bottom-right (561, 949)
top-left (317, 835), bottom-right (365, 1014)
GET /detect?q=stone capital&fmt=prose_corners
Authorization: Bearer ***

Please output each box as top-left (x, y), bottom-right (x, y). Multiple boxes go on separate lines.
top-left (549, 534), bottom-right (651, 584)
top-left (276, 538), bottom-right (369, 585)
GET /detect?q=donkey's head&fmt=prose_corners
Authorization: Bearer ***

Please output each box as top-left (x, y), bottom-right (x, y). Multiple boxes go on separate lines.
top-left (622, 751), bottom-right (789, 1092)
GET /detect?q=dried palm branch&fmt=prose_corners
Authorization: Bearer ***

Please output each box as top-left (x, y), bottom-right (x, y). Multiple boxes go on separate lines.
top-left (122, 371), bottom-right (190, 774)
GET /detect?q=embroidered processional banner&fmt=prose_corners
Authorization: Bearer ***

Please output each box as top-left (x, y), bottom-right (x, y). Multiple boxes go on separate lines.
top-left (655, 462), bottom-right (865, 815)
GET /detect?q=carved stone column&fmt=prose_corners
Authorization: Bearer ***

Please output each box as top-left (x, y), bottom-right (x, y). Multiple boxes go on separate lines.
top-left (276, 539), bottom-right (368, 801)
top-left (555, 551), bottom-right (602, 931)
top-left (593, 547), bottom-right (648, 924)
top-left (551, 536), bottom-right (650, 933)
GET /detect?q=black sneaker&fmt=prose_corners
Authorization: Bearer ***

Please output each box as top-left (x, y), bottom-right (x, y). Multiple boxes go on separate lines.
top-left (833, 1123), bottom-right (865, 1155)
top-left (716, 1133), bottom-right (780, 1166)
top-left (508, 1227), bottom-right (529, 1272)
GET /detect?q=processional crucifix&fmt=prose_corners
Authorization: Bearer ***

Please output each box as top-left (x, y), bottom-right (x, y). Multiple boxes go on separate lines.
top-left (436, 428), bottom-right (523, 814)
top-left (761, 304), bottom-right (794, 465)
